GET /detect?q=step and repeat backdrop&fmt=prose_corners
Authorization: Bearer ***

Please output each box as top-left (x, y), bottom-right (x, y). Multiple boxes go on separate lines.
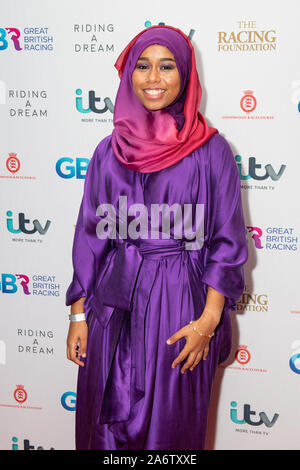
top-left (0, 0), bottom-right (299, 450)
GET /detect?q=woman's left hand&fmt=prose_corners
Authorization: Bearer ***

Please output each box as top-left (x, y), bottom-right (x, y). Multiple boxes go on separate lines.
top-left (166, 312), bottom-right (219, 374)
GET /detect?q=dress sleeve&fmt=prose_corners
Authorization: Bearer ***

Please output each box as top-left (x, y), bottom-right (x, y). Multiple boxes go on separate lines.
top-left (65, 141), bottom-right (111, 314)
top-left (201, 136), bottom-right (248, 310)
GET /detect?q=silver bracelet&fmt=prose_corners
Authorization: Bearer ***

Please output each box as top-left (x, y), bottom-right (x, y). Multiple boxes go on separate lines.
top-left (69, 313), bottom-right (86, 322)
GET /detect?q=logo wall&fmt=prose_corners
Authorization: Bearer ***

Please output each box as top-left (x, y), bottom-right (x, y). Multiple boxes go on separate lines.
top-left (0, 13), bottom-right (297, 451)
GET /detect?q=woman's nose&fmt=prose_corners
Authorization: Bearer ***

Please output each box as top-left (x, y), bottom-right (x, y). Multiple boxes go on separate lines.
top-left (147, 66), bottom-right (161, 83)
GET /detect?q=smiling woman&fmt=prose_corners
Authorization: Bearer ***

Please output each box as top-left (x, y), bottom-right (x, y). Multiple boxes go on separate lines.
top-left (66, 25), bottom-right (248, 451)
top-left (132, 44), bottom-right (181, 111)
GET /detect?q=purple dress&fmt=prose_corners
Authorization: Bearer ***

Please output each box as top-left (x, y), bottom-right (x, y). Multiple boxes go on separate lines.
top-left (66, 132), bottom-right (248, 450)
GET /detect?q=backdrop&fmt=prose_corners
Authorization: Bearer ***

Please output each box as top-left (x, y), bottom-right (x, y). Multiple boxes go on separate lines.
top-left (1, 0), bottom-right (299, 451)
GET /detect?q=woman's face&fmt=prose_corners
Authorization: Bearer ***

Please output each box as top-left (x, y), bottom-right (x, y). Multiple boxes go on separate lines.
top-left (132, 44), bottom-right (181, 111)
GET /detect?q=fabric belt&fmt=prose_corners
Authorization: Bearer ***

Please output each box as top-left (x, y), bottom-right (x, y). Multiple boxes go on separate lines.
top-left (97, 238), bottom-right (187, 427)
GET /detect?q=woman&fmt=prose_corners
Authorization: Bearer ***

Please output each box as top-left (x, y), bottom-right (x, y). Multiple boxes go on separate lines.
top-left (66, 25), bottom-right (248, 450)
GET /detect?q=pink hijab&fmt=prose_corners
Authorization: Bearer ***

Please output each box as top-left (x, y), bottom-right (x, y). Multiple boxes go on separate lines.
top-left (111, 25), bottom-right (218, 173)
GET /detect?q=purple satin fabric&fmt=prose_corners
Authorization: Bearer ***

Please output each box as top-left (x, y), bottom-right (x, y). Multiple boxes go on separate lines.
top-left (66, 133), bottom-right (248, 450)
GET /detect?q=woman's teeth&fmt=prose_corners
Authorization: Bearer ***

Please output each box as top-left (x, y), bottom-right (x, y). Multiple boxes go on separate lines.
top-left (144, 89), bottom-right (165, 95)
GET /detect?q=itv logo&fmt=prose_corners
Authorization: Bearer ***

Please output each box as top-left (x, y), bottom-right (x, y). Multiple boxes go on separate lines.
top-left (230, 401), bottom-right (279, 428)
top-left (6, 210), bottom-right (51, 235)
top-left (75, 89), bottom-right (114, 114)
top-left (235, 155), bottom-right (286, 181)
top-left (12, 436), bottom-right (55, 450)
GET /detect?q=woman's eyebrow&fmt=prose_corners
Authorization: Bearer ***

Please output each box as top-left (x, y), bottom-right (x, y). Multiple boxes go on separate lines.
top-left (137, 57), bottom-right (176, 62)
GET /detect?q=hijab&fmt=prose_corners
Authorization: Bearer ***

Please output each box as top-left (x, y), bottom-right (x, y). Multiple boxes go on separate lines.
top-left (111, 25), bottom-right (218, 173)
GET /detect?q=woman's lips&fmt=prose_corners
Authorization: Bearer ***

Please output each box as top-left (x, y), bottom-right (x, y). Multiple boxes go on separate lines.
top-left (143, 89), bottom-right (166, 100)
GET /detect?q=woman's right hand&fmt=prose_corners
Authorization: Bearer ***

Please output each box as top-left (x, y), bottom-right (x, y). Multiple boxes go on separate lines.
top-left (66, 320), bottom-right (88, 367)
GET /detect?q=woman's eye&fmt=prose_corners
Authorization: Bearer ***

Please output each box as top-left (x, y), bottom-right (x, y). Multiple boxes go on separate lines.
top-left (161, 65), bottom-right (174, 70)
top-left (135, 63), bottom-right (175, 71)
top-left (136, 63), bottom-right (149, 70)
